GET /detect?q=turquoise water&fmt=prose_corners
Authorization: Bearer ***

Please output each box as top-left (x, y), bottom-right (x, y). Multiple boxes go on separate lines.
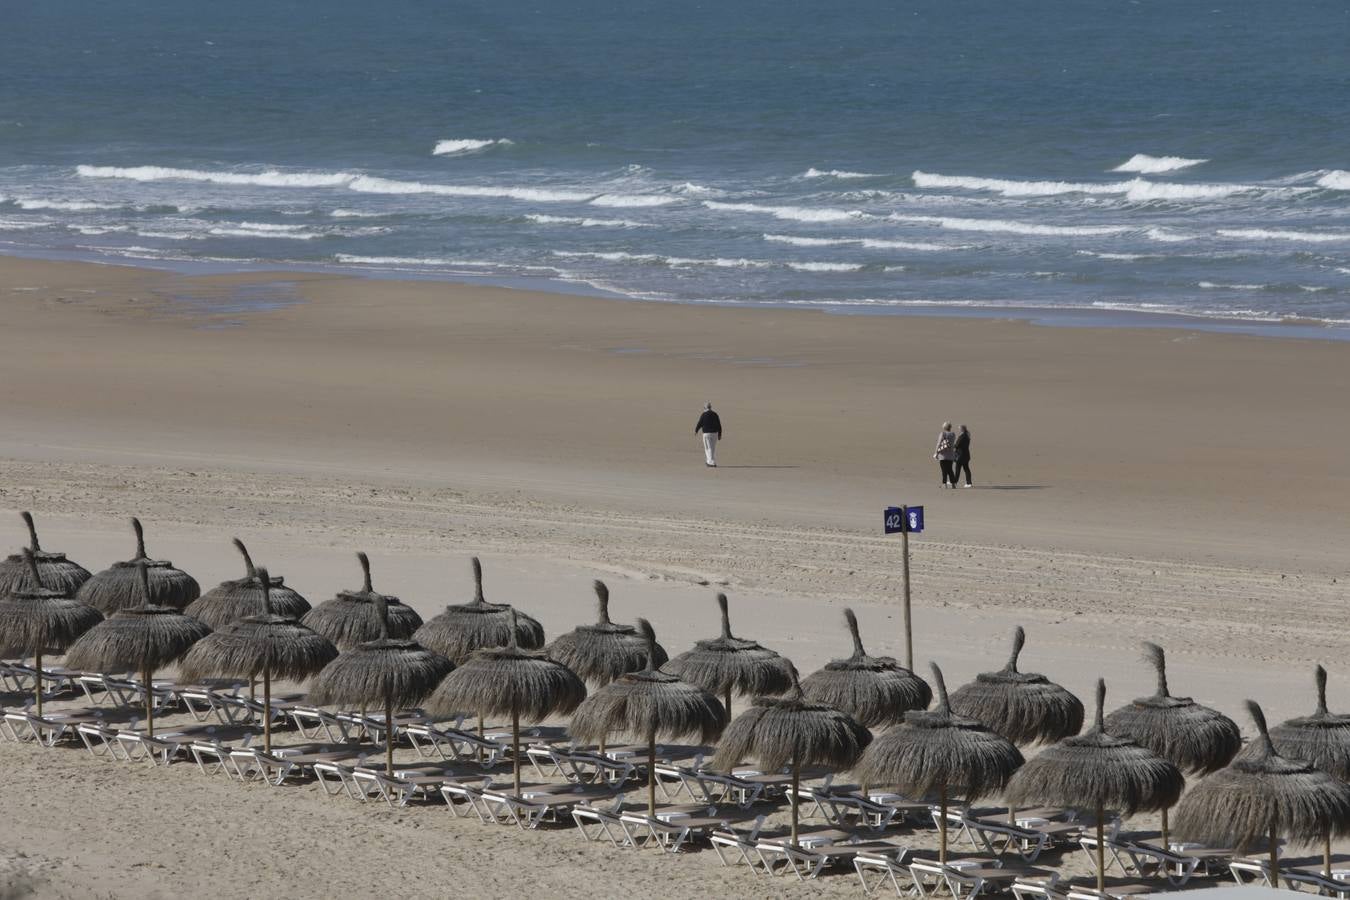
top-left (3, 1), bottom-right (1349, 330)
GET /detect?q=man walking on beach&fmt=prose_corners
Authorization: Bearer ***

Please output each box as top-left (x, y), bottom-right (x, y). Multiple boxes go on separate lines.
top-left (695, 402), bottom-right (722, 467)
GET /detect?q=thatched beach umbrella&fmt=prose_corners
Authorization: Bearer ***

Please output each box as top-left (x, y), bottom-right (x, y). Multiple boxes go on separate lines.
top-left (413, 557), bottom-right (544, 664)
top-left (185, 539), bottom-right (311, 630)
top-left (301, 552), bottom-right (422, 650)
top-left (949, 626), bottom-right (1084, 746)
top-left (800, 608), bottom-right (931, 728)
top-left (308, 595), bottom-right (453, 776)
top-left (0, 549), bottom-right (103, 715)
top-left (857, 663), bottom-right (1023, 862)
top-left (0, 512), bottom-right (92, 597)
top-left (712, 666), bottom-right (870, 847)
top-left (179, 567), bottom-right (337, 753)
top-left (1243, 666), bottom-right (1350, 779)
top-left (1006, 679), bottom-right (1184, 892)
top-left (1175, 701), bottom-right (1350, 881)
top-left (427, 608), bottom-right (586, 793)
top-left (1104, 642), bottom-right (1241, 847)
top-left (571, 619), bottom-right (727, 817)
top-left (547, 580), bottom-right (665, 688)
top-left (664, 592), bottom-right (795, 718)
top-left (76, 518), bottom-right (200, 613)
top-left (65, 562), bottom-right (211, 736)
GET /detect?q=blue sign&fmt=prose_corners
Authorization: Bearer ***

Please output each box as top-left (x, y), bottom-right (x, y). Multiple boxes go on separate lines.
top-left (884, 506), bottom-right (925, 534)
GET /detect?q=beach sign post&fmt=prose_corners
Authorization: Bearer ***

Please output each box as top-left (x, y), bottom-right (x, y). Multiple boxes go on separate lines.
top-left (884, 506), bottom-right (923, 670)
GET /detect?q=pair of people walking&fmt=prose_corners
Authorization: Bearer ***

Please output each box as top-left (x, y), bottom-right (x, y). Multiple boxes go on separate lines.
top-left (934, 422), bottom-right (972, 488)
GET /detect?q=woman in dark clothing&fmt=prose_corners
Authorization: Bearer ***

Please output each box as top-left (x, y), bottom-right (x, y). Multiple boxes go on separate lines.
top-left (953, 424), bottom-right (972, 487)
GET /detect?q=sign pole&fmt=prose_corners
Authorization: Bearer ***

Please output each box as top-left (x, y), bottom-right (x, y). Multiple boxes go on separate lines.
top-left (901, 504), bottom-right (913, 671)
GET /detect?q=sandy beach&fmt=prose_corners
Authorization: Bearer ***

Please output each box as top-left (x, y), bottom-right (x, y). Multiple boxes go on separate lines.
top-left (3, 254), bottom-right (1349, 898)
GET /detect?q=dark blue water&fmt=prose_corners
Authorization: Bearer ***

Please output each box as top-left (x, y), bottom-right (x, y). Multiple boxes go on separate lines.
top-left (3, 1), bottom-right (1349, 329)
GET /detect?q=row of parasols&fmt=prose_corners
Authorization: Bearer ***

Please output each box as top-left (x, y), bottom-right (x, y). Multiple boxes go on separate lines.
top-left (3, 512), bottom-right (1350, 892)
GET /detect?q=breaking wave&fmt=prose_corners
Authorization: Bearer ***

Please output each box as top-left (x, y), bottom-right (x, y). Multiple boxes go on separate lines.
top-left (432, 138), bottom-right (513, 156)
top-left (1112, 154), bottom-right (1209, 174)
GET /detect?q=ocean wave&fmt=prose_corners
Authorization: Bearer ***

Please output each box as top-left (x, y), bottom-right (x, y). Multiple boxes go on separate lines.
top-left (788, 261), bottom-right (863, 272)
top-left (1111, 154), bottom-right (1209, 174)
top-left (803, 168), bottom-right (881, 179)
top-left (347, 174), bottom-right (593, 203)
top-left (0, 218), bottom-right (39, 231)
top-left (1077, 250), bottom-right (1155, 261)
top-left (704, 200), bottom-right (868, 223)
top-left (330, 208), bottom-right (381, 218)
top-left (763, 234), bottom-right (854, 247)
top-left (1317, 170), bottom-right (1350, 190)
top-left (432, 138), bottom-right (513, 156)
top-left (1337, 268), bottom-right (1350, 276)
top-left (1144, 227), bottom-right (1196, 243)
top-left (14, 198), bottom-right (122, 211)
top-left (588, 194), bottom-right (677, 208)
top-left (912, 170), bottom-right (1258, 201)
top-left (671, 182), bottom-right (725, 197)
top-left (77, 164), bottom-right (357, 188)
top-left (1217, 228), bottom-right (1350, 243)
top-left (525, 214), bottom-right (654, 228)
top-left (334, 253), bottom-right (560, 273)
top-left (859, 238), bottom-right (960, 251)
top-left (883, 265), bottom-right (907, 272)
top-left (889, 214), bottom-right (1129, 237)
top-left (551, 250), bottom-right (770, 269)
top-left (69, 224), bottom-right (132, 235)
top-left (1198, 281), bottom-right (1265, 290)
top-left (761, 233), bottom-right (957, 251)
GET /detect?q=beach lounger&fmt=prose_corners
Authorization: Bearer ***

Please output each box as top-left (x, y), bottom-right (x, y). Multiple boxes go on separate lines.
top-left (404, 722), bottom-right (505, 767)
top-left (855, 848), bottom-right (919, 895)
top-left (571, 801), bottom-right (634, 847)
top-left (312, 761), bottom-right (369, 800)
top-left (76, 721), bottom-right (134, 760)
top-left (709, 815), bottom-right (770, 868)
top-left (441, 778), bottom-right (498, 822)
top-left (758, 836), bottom-right (907, 881)
top-left (484, 783), bottom-right (626, 830)
top-left (619, 806), bottom-right (761, 854)
top-left (76, 672), bottom-right (143, 707)
top-left (288, 706), bottom-right (352, 742)
top-left (1062, 883), bottom-right (1155, 900)
top-left (228, 747), bottom-right (303, 785)
top-left (910, 858), bottom-right (1045, 899)
top-left (959, 815), bottom-right (1082, 863)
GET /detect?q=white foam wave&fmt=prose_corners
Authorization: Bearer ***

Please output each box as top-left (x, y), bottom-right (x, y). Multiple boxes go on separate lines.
top-left (704, 201), bottom-right (867, 223)
top-left (913, 170), bottom-right (1255, 201)
top-left (803, 168), bottom-right (881, 179)
top-left (70, 225), bottom-right (132, 235)
top-left (859, 238), bottom-right (958, 251)
top-left (890, 214), bottom-right (1129, 237)
top-left (763, 234), bottom-right (854, 247)
top-left (347, 174), bottom-right (592, 203)
top-left (208, 226), bottom-right (323, 240)
top-left (330, 208), bottom-right (380, 218)
top-left (0, 218), bottom-right (38, 231)
top-left (1198, 281), bottom-right (1265, 290)
top-left (1316, 170), bottom-right (1350, 190)
top-left (77, 164), bottom-right (357, 188)
top-left (1077, 250), bottom-right (1153, 261)
top-left (15, 198), bottom-right (121, 211)
top-left (1217, 228), bottom-right (1350, 243)
top-left (551, 250), bottom-right (770, 269)
top-left (1144, 227), bottom-right (1196, 243)
top-left (588, 194), bottom-right (677, 208)
top-left (668, 256), bottom-right (773, 269)
top-left (333, 254), bottom-right (559, 274)
top-left (788, 261), bottom-right (863, 272)
top-left (671, 182), bottom-right (725, 197)
top-left (883, 266), bottom-right (907, 272)
top-left (1112, 154), bottom-right (1209, 174)
top-left (526, 214), bottom-right (653, 229)
top-left (1337, 268), bottom-right (1350, 276)
top-left (763, 233), bottom-right (956, 251)
top-left (432, 138), bottom-right (513, 156)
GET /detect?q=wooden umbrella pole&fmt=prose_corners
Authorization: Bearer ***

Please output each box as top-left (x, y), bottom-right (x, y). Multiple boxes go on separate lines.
top-left (1096, 802), bottom-right (1105, 893)
top-left (647, 729), bottom-right (657, 819)
top-left (790, 756), bottom-right (801, 847)
top-left (725, 687), bottom-right (732, 721)
top-left (512, 706), bottom-right (521, 795)
top-left (145, 665), bottom-right (155, 738)
top-left (385, 701), bottom-right (394, 777)
top-left (1326, 832), bottom-right (1333, 879)
top-left (477, 711), bottom-right (485, 763)
top-left (262, 662), bottom-right (272, 754)
top-left (34, 650), bottom-right (42, 718)
top-left (1161, 806), bottom-right (1169, 850)
top-left (939, 784), bottom-right (949, 864)
top-left (1270, 820), bottom-right (1279, 888)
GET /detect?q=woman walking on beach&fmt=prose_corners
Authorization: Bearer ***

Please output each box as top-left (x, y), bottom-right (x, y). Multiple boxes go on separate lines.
top-left (934, 422), bottom-right (958, 488)
top-left (953, 424), bottom-right (973, 488)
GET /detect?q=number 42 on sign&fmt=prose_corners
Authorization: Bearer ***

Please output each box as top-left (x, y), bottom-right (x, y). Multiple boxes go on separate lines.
top-left (884, 505), bottom-right (924, 534)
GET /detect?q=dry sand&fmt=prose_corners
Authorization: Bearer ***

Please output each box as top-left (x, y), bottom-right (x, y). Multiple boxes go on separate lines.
top-left (1, 255), bottom-right (1348, 898)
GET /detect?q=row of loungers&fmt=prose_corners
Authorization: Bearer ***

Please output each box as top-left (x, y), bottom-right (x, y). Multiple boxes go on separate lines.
top-left (4, 662), bottom-right (1348, 898)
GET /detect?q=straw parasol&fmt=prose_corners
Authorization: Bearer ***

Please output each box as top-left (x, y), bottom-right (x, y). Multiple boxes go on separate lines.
top-left (800, 608), bottom-right (931, 728)
top-left (0, 549), bottom-right (103, 715)
top-left (0, 512), bottom-right (92, 598)
top-left (949, 626), bottom-right (1084, 745)
top-left (1235, 673), bottom-right (1350, 878)
top-left (570, 619), bottom-right (727, 817)
top-left (1104, 642), bottom-right (1241, 847)
top-left (76, 518), bottom-right (200, 613)
top-left (856, 663), bottom-right (1024, 862)
top-left (712, 665), bottom-right (870, 846)
top-left (426, 608), bottom-right (586, 793)
top-left (547, 580), bottom-right (666, 687)
top-left (179, 567), bottom-right (337, 752)
top-left (65, 562), bottom-right (211, 736)
top-left (308, 594), bottom-right (453, 776)
top-left (301, 552), bottom-right (423, 650)
top-left (185, 539), bottom-right (311, 630)
top-left (1175, 701), bottom-right (1350, 881)
top-left (413, 557), bottom-right (544, 664)
top-left (663, 592), bottom-right (795, 719)
top-left (1006, 679), bottom-right (1184, 892)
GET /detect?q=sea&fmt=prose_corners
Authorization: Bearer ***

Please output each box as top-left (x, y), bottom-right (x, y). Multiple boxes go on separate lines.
top-left (3, 0), bottom-right (1350, 336)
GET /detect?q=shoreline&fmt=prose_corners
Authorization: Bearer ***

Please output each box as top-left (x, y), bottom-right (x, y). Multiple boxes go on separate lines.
top-left (5, 242), bottom-right (1350, 343)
